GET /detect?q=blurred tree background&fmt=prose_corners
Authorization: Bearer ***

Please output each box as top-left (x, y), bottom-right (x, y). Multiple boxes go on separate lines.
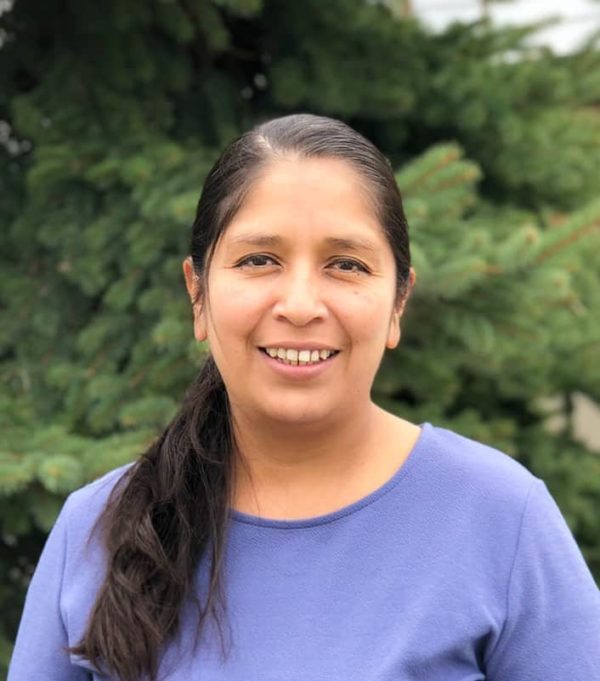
top-left (1, 0), bottom-right (600, 673)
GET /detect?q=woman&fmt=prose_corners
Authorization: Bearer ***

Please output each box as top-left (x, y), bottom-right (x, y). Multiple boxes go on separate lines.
top-left (8, 114), bottom-right (600, 681)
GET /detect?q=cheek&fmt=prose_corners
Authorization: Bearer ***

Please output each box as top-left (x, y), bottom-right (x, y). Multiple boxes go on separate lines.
top-left (339, 287), bottom-right (394, 340)
top-left (206, 278), bottom-right (270, 334)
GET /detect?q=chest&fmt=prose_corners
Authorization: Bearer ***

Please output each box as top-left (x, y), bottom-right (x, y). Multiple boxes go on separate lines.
top-left (72, 506), bottom-right (505, 681)
top-left (135, 523), bottom-right (500, 680)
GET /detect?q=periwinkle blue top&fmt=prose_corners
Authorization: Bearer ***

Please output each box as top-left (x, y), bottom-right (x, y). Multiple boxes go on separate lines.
top-left (8, 423), bottom-right (600, 680)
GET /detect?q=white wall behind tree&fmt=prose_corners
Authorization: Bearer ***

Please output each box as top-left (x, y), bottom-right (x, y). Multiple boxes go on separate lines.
top-left (412, 0), bottom-right (600, 54)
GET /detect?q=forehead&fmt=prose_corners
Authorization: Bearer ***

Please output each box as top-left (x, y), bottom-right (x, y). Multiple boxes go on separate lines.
top-left (221, 157), bottom-right (384, 242)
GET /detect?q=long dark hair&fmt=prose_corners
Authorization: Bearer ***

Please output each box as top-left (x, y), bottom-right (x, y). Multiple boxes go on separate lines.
top-left (70, 113), bottom-right (412, 681)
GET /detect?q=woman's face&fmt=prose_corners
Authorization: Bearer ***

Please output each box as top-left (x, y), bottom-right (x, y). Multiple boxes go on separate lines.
top-left (184, 157), bottom-right (414, 427)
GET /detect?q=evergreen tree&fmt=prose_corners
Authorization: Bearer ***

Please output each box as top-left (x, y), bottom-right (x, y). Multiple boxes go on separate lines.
top-left (1, 0), bottom-right (600, 673)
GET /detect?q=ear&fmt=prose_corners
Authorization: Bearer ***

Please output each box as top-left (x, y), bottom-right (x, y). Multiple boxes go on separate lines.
top-left (182, 256), bottom-right (207, 342)
top-left (386, 267), bottom-right (416, 349)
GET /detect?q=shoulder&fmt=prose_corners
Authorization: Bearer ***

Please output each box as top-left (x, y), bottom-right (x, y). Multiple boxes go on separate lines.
top-left (66, 461), bottom-right (136, 509)
top-left (56, 463), bottom-right (138, 639)
top-left (416, 422), bottom-right (539, 518)
top-left (60, 461), bottom-right (137, 537)
top-left (424, 422), bottom-right (537, 488)
top-left (405, 424), bottom-right (563, 598)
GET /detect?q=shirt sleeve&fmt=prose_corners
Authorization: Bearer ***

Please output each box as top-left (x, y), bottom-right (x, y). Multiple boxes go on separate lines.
top-left (7, 495), bottom-right (91, 681)
top-left (485, 478), bottom-right (600, 680)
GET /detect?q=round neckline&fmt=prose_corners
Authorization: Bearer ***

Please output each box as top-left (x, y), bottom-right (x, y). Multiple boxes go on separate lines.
top-left (229, 421), bottom-right (431, 529)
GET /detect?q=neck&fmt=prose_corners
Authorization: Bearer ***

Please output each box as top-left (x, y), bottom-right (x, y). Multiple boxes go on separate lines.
top-left (230, 402), bottom-right (418, 519)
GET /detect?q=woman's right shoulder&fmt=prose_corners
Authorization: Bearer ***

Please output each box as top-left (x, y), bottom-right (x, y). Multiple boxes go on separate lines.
top-left (61, 461), bottom-right (137, 533)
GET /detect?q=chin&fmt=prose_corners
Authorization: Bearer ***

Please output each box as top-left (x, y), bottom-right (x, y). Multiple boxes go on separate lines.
top-left (261, 402), bottom-right (333, 427)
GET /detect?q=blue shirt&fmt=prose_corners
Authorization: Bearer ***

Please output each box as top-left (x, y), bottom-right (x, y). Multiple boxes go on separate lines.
top-left (8, 423), bottom-right (600, 680)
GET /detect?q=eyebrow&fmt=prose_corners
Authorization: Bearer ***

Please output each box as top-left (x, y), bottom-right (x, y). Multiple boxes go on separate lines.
top-left (323, 236), bottom-right (380, 255)
top-left (228, 233), bottom-right (284, 248)
top-left (227, 233), bottom-right (380, 255)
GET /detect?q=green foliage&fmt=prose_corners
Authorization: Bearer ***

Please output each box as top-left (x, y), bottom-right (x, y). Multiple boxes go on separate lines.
top-left (1, 0), bottom-right (600, 674)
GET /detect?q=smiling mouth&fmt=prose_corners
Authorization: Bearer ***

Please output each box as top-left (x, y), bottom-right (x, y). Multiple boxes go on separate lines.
top-left (259, 347), bottom-right (340, 366)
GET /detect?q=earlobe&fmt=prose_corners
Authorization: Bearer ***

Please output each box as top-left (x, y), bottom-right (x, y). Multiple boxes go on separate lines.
top-left (386, 267), bottom-right (416, 349)
top-left (385, 312), bottom-right (401, 349)
top-left (193, 314), bottom-right (208, 343)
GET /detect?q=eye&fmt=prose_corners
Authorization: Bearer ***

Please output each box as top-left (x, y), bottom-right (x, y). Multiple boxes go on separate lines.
top-left (329, 258), bottom-right (370, 274)
top-left (235, 254), bottom-right (279, 268)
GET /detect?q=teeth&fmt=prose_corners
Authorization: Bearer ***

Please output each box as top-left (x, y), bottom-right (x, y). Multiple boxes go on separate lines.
top-left (263, 347), bottom-right (337, 365)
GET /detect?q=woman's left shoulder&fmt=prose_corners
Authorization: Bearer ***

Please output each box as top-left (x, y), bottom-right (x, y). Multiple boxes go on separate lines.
top-left (419, 422), bottom-right (540, 507)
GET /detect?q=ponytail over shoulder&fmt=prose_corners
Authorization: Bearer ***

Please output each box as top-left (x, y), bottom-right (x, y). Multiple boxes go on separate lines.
top-left (70, 357), bottom-right (233, 681)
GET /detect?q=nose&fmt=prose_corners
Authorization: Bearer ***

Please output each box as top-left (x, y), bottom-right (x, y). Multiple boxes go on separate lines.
top-left (272, 265), bottom-right (328, 326)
